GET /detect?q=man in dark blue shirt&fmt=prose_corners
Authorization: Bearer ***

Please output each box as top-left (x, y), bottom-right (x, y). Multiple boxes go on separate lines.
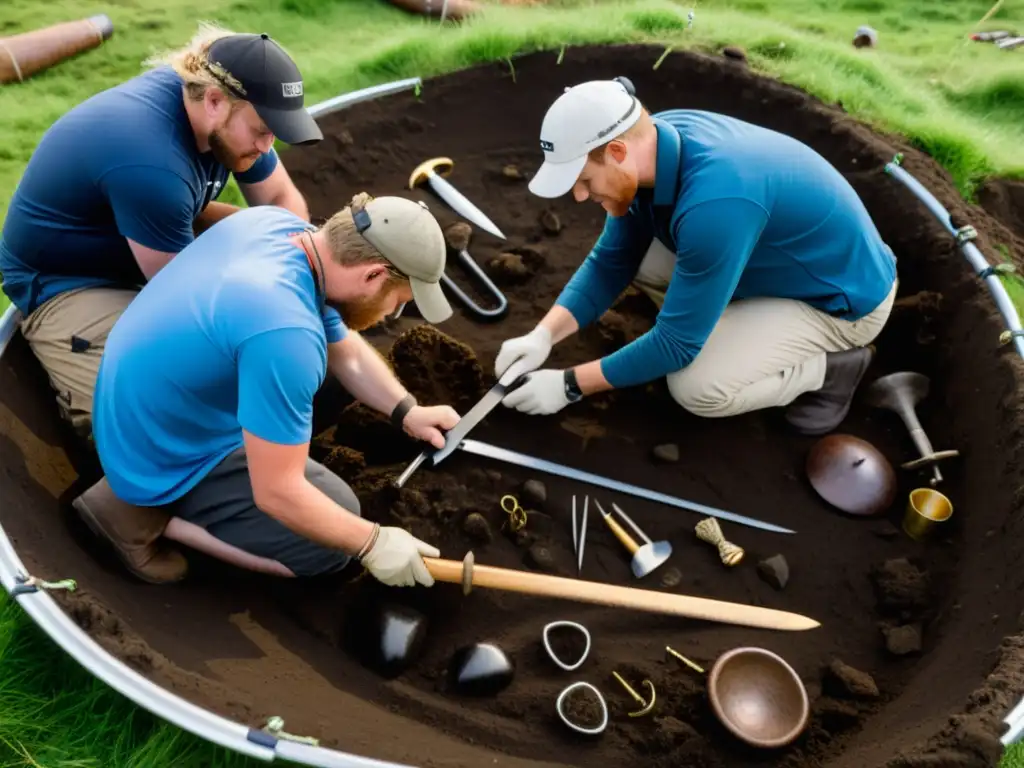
top-left (496, 78), bottom-right (897, 435)
top-left (0, 26), bottom-right (320, 436)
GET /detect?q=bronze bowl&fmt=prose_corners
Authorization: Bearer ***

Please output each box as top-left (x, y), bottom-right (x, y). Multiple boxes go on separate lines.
top-left (707, 647), bottom-right (810, 749)
top-left (805, 433), bottom-right (897, 516)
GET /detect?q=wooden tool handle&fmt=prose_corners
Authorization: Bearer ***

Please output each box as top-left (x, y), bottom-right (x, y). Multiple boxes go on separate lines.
top-left (423, 557), bottom-right (819, 632)
top-left (408, 157), bottom-right (453, 189)
top-left (601, 512), bottom-right (639, 554)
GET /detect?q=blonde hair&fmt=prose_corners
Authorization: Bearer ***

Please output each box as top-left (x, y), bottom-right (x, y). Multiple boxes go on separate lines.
top-left (322, 193), bottom-right (407, 282)
top-left (143, 22), bottom-right (244, 103)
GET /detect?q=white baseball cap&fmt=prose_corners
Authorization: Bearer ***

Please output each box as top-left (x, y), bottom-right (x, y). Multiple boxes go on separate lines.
top-left (353, 196), bottom-right (452, 324)
top-left (528, 78), bottom-right (642, 199)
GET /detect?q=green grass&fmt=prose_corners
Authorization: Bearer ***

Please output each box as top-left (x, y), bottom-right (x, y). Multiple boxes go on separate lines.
top-left (2, 0), bottom-right (1024, 764)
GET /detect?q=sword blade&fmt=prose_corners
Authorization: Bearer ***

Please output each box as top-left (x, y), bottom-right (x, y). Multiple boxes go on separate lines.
top-left (457, 439), bottom-right (795, 534)
top-left (426, 173), bottom-right (506, 240)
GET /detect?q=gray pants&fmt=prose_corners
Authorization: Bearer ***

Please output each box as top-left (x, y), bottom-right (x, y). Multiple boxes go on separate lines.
top-left (169, 447), bottom-right (361, 577)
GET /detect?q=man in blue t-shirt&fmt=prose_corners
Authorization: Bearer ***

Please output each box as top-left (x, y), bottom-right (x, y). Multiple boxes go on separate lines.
top-left (73, 193), bottom-right (460, 587)
top-left (0, 26), bottom-right (321, 437)
top-left (495, 78), bottom-right (898, 435)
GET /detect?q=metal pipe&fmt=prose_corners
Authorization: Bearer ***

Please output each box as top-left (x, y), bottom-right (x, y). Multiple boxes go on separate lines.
top-left (884, 156), bottom-right (1024, 360)
top-left (306, 77), bottom-right (422, 120)
top-left (0, 304), bottom-right (20, 359)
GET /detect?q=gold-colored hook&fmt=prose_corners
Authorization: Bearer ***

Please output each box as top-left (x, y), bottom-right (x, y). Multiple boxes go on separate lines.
top-left (611, 671), bottom-right (656, 717)
top-left (500, 494), bottom-right (528, 531)
top-left (408, 156), bottom-right (454, 189)
top-left (666, 646), bottom-right (705, 674)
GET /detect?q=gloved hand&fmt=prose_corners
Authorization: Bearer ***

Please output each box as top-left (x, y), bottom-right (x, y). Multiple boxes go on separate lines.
top-left (359, 525), bottom-right (440, 587)
top-left (501, 369), bottom-right (571, 415)
top-left (494, 325), bottom-right (553, 384)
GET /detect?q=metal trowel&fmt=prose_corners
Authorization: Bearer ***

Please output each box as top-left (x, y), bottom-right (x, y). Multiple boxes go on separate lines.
top-left (593, 500), bottom-right (672, 579)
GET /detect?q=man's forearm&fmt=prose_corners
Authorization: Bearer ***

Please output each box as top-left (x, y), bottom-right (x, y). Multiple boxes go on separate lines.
top-left (330, 334), bottom-right (407, 416)
top-left (261, 476), bottom-right (375, 555)
top-left (194, 201), bottom-right (242, 235)
top-left (273, 187), bottom-right (310, 222)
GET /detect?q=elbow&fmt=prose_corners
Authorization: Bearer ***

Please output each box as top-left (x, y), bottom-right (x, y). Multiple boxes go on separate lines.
top-left (251, 473), bottom-right (303, 520)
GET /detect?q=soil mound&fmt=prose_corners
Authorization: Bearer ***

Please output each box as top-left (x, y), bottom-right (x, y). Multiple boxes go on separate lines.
top-left (3, 44), bottom-right (1024, 768)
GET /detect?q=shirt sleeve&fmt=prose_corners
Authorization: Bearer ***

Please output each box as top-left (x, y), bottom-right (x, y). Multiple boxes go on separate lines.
top-left (100, 165), bottom-right (196, 254)
top-left (554, 209), bottom-right (654, 328)
top-left (234, 148), bottom-right (280, 185)
top-left (322, 305), bottom-right (348, 344)
top-left (236, 327), bottom-right (327, 445)
top-left (599, 197), bottom-right (769, 389)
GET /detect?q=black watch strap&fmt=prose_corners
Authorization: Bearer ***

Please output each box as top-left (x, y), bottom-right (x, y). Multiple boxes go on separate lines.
top-left (564, 369), bottom-right (583, 402)
top-left (390, 393), bottom-right (417, 429)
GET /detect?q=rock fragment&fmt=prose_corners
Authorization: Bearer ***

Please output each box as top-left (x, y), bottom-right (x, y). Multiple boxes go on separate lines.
top-left (882, 624), bottom-right (922, 656)
top-left (652, 443), bottom-right (680, 463)
top-left (522, 479), bottom-right (546, 506)
top-left (823, 659), bottom-right (879, 700)
top-left (462, 513), bottom-right (493, 543)
top-left (525, 544), bottom-right (555, 571)
top-left (539, 209), bottom-right (562, 234)
top-left (757, 554), bottom-right (790, 590)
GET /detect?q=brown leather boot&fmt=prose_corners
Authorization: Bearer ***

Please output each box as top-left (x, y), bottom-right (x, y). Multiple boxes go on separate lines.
top-left (785, 346), bottom-right (875, 436)
top-left (72, 478), bottom-right (188, 584)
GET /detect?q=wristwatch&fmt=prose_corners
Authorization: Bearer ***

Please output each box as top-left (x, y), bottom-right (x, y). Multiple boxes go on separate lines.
top-left (563, 369), bottom-right (584, 403)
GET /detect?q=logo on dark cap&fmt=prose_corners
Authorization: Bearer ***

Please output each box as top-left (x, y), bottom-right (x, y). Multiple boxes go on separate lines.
top-left (282, 81), bottom-right (303, 98)
top-left (540, 139), bottom-right (554, 152)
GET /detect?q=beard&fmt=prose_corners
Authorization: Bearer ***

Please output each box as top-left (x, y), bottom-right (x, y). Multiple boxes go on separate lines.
top-left (599, 165), bottom-right (639, 217)
top-left (209, 128), bottom-right (260, 174)
top-left (330, 289), bottom-right (399, 332)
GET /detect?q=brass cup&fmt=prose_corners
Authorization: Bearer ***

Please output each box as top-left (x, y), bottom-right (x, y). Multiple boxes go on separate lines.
top-left (902, 488), bottom-right (953, 540)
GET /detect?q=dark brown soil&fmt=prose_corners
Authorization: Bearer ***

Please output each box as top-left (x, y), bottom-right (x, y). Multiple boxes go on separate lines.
top-left (3, 43), bottom-right (1024, 768)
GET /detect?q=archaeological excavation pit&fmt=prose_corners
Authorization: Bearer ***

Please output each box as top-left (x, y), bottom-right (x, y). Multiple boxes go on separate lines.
top-left (3, 43), bottom-right (1024, 768)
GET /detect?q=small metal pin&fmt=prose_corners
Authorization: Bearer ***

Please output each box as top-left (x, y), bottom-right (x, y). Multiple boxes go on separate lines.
top-left (666, 646), bottom-right (705, 674)
top-left (611, 671), bottom-right (656, 717)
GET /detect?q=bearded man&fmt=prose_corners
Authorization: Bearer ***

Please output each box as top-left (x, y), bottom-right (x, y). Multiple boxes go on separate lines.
top-left (0, 24), bottom-right (319, 436)
top-left (75, 193), bottom-right (459, 588)
top-left (496, 78), bottom-right (898, 435)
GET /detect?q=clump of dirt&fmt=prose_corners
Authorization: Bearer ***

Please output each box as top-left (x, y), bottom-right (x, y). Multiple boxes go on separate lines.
top-left (3, 42), bottom-right (1024, 768)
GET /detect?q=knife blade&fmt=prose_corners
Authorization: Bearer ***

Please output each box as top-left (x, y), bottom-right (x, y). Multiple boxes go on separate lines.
top-left (425, 171), bottom-right (506, 241)
top-left (392, 370), bottom-right (524, 488)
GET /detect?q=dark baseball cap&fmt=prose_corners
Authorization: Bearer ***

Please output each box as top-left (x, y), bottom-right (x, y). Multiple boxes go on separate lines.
top-left (205, 33), bottom-right (322, 146)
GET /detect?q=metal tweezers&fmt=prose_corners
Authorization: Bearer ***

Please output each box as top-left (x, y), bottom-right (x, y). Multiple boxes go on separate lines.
top-left (572, 495), bottom-right (589, 575)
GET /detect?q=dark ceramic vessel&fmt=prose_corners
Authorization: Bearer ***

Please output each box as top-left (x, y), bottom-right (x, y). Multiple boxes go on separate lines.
top-left (448, 642), bottom-right (514, 696)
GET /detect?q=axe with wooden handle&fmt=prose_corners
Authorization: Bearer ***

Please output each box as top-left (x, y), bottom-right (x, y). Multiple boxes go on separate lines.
top-left (424, 552), bottom-right (820, 632)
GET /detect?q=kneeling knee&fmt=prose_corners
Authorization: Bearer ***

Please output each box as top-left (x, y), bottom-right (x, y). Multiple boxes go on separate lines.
top-left (666, 371), bottom-right (731, 417)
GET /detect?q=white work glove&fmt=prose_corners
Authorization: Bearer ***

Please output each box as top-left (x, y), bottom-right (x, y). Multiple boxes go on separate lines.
top-left (494, 325), bottom-right (553, 384)
top-left (359, 525), bottom-right (440, 587)
top-left (501, 369), bottom-right (571, 415)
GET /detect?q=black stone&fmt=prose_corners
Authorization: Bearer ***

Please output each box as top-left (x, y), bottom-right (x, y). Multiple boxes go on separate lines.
top-left (448, 642), bottom-right (514, 696)
top-left (348, 602), bottom-right (429, 679)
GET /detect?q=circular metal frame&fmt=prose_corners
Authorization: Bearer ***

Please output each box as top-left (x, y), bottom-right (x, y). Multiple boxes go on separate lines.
top-left (542, 620), bottom-right (591, 672)
top-left (555, 681), bottom-right (608, 736)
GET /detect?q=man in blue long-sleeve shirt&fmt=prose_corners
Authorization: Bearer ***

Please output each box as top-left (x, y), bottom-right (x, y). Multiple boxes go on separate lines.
top-left (496, 78), bottom-right (897, 435)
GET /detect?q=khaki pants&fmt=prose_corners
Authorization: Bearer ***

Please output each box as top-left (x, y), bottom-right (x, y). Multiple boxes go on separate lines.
top-left (633, 239), bottom-right (896, 418)
top-left (20, 286), bottom-right (138, 433)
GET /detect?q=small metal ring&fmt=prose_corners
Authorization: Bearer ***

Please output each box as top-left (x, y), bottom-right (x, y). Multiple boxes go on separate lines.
top-left (556, 682), bottom-right (608, 736)
top-left (543, 621), bottom-right (591, 672)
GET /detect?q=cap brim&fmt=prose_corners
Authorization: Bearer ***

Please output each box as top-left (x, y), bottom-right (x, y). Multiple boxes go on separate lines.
top-left (527, 154), bottom-right (587, 198)
top-left (410, 278), bottom-right (453, 324)
top-left (255, 104), bottom-right (323, 146)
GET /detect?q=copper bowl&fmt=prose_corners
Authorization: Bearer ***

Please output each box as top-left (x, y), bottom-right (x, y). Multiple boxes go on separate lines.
top-left (708, 647), bottom-right (809, 749)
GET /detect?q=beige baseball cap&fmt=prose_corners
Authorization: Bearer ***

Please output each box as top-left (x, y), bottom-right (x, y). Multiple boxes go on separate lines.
top-left (354, 196), bottom-right (452, 324)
